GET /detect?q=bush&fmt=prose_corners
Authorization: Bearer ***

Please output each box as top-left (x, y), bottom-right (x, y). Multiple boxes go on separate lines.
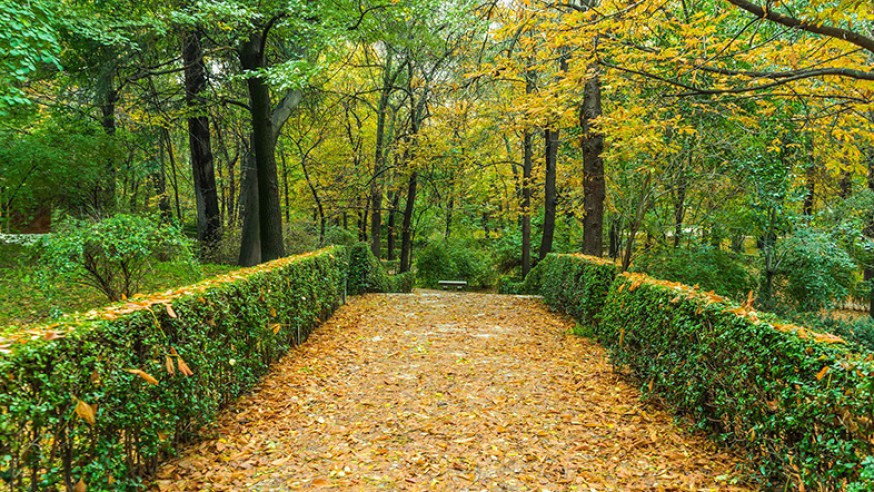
top-left (42, 215), bottom-right (194, 301)
top-left (586, 270), bottom-right (874, 489)
top-left (0, 247), bottom-right (347, 491)
top-left (539, 254), bottom-right (617, 326)
top-left (415, 240), bottom-right (495, 289)
top-left (630, 245), bottom-right (755, 299)
top-left (777, 230), bottom-right (856, 312)
top-left (347, 242), bottom-right (390, 295)
top-left (784, 311), bottom-right (874, 353)
top-left (345, 242), bottom-right (413, 294)
top-left (497, 257), bottom-right (550, 295)
top-left (388, 271), bottom-right (415, 293)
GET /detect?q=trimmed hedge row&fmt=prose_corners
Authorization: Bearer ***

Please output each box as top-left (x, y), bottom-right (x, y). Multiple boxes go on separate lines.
top-left (0, 247), bottom-right (347, 491)
top-left (347, 242), bottom-right (414, 295)
top-left (535, 254), bottom-right (874, 489)
top-left (538, 254), bottom-right (617, 327)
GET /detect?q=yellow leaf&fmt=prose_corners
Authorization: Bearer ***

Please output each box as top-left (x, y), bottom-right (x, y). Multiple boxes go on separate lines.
top-left (272, 323), bottom-right (281, 335)
top-left (165, 355), bottom-right (175, 375)
top-left (269, 307), bottom-right (277, 318)
top-left (125, 369), bottom-right (159, 385)
top-left (74, 398), bottom-right (96, 425)
top-left (177, 357), bottom-right (194, 377)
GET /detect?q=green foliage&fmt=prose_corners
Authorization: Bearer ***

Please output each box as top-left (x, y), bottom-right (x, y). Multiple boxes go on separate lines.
top-left (414, 240), bottom-right (496, 289)
top-left (0, 247), bottom-right (347, 491)
top-left (497, 258), bottom-right (549, 295)
top-left (387, 271), bottom-right (415, 293)
top-left (542, 259), bottom-right (874, 489)
top-left (347, 242), bottom-right (390, 295)
top-left (631, 245), bottom-right (755, 300)
top-left (784, 312), bottom-right (874, 353)
top-left (42, 215), bottom-right (194, 301)
top-left (0, 0), bottom-right (61, 111)
top-left (0, 259), bottom-right (233, 328)
top-left (777, 229), bottom-right (856, 312)
top-left (539, 254), bottom-right (617, 326)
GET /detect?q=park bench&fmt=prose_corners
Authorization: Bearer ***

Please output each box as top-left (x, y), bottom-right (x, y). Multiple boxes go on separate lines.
top-left (438, 280), bottom-right (467, 291)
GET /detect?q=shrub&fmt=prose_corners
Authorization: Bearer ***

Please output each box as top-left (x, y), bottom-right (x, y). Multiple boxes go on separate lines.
top-left (42, 215), bottom-right (194, 301)
top-left (539, 254), bottom-right (617, 326)
top-left (785, 311), bottom-right (874, 353)
top-left (777, 230), bottom-right (856, 312)
top-left (630, 245), bottom-right (755, 300)
top-left (346, 242), bottom-right (414, 295)
top-left (388, 271), bottom-right (415, 293)
top-left (0, 247), bottom-right (347, 491)
top-left (347, 242), bottom-right (389, 295)
top-left (592, 271), bottom-right (874, 489)
top-left (415, 240), bottom-right (495, 289)
top-left (497, 257), bottom-right (550, 295)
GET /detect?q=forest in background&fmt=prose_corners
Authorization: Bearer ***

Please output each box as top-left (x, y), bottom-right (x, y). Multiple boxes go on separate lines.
top-left (1, 0), bottom-right (873, 329)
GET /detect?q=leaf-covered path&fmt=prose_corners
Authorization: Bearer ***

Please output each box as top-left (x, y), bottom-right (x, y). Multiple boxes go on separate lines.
top-left (154, 293), bottom-right (747, 491)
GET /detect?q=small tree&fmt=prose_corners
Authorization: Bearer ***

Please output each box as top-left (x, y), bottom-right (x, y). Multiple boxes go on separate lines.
top-left (43, 214), bottom-right (193, 301)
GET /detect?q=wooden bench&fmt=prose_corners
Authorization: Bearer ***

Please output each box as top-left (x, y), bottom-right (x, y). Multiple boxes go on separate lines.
top-left (438, 280), bottom-right (468, 291)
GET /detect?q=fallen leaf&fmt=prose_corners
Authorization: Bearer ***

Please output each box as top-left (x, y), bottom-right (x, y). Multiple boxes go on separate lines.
top-left (126, 369), bottom-right (159, 385)
top-left (74, 398), bottom-right (96, 425)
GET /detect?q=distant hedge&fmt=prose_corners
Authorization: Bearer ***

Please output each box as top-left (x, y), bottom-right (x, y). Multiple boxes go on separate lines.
top-left (539, 254), bottom-right (616, 327)
top-left (536, 254), bottom-right (874, 489)
top-left (347, 242), bottom-right (414, 295)
top-left (0, 247), bottom-right (347, 491)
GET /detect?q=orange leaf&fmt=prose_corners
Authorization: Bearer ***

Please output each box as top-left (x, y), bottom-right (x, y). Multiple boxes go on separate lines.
top-left (74, 478), bottom-right (86, 492)
top-left (272, 323), bottom-right (281, 335)
top-left (165, 355), bottom-right (175, 375)
top-left (177, 357), bottom-right (194, 377)
top-left (74, 398), bottom-right (96, 425)
top-left (815, 366), bottom-right (830, 381)
top-left (269, 307), bottom-right (277, 318)
top-left (125, 369), bottom-right (159, 385)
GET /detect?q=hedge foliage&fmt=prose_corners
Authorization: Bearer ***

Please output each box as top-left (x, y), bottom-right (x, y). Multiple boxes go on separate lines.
top-left (538, 254), bottom-right (617, 327)
top-left (0, 247), bottom-right (347, 491)
top-left (537, 254), bottom-right (874, 489)
top-left (346, 242), bottom-right (414, 295)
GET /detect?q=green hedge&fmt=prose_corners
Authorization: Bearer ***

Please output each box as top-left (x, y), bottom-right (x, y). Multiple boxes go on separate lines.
top-left (539, 254), bottom-right (617, 326)
top-left (347, 242), bottom-right (414, 295)
top-left (539, 253), bottom-right (874, 489)
top-left (0, 247), bottom-right (347, 491)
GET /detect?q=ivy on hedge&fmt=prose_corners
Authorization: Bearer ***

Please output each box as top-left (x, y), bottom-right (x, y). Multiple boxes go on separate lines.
top-left (0, 247), bottom-right (347, 491)
top-left (536, 254), bottom-right (874, 489)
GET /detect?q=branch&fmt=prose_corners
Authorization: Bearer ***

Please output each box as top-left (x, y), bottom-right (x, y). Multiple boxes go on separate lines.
top-left (726, 0), bottom-right (874, 54)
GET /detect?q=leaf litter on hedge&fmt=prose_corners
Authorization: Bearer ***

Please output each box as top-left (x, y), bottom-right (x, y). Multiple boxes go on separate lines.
top-left (153, 292), bottom-right (748, 491)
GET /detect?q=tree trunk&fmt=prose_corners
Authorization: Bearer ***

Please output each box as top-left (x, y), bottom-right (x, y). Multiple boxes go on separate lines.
top-left (400, 172), bottom-right (418, 273)
top-left (387, 191), bottom-right (399, 261)
top-left (99, 72), bottom-right (118, 215)
top-left (239, 32), bottom-right (285, 262)
top-left (370, 56), bottom-right (394, 259)
top-left (580, 70), bottom-right (605, 257)
top-left (238, 151), bottom-right (261, 266)
top-left (521, 129), bottom-right (533, 276)
top-left (184, 28), bottom-right (222, 250)
top-left (539, 127), bottom-right (559, 260)
top-left (162, 129), bottom-right (183, 221)
top-left (154, 134), bottom-right (171, 221)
